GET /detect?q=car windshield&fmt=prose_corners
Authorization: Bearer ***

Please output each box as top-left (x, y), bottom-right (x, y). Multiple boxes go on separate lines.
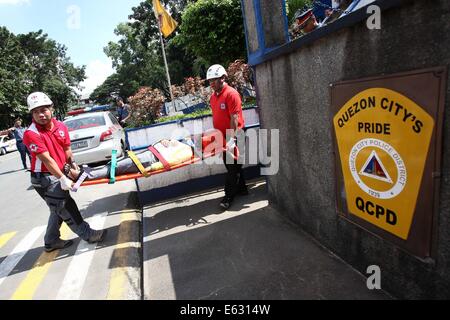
top-left (65, 115), bottom-right (106, 131)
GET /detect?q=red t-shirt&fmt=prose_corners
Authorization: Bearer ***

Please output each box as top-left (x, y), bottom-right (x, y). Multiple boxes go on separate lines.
top-left (23, 118), bottom-right (71, 173)
top-left (210, 83), bottom-right (245, 142)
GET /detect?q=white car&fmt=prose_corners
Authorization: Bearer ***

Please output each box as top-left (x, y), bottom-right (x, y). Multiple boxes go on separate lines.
top-left (0, 135), bottom-right (17, 156)
top-left (64, 111), bottom-right (126, 165)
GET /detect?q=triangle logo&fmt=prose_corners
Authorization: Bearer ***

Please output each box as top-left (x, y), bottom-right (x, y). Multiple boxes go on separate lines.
top-left (359, 150), bottom-right (393, 184)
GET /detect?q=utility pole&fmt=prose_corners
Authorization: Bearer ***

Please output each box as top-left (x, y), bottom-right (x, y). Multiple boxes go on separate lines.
top-left (158, 18), bottom-right (176, 113)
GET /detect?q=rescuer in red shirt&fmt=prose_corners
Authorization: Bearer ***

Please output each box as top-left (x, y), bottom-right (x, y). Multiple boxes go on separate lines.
top-left (207, 64), bottom-right (248, 210)
top-left (23, 92), bottom-right (107, 252)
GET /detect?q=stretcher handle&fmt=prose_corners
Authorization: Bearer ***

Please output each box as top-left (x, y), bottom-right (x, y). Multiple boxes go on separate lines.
top-left (72, 171), bottom-right (88, 192)
top-left (109, 149), bottom-right (118, 184)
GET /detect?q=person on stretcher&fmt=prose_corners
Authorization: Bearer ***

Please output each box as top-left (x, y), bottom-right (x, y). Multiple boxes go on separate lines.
top-left (65, 137), bottom-right (198, 181)
top-left (64, 130), bottom-right (227, 183)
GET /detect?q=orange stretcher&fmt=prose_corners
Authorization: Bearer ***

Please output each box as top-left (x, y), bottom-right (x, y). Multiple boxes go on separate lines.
top-left (79, 130), bottom-right (237, 187)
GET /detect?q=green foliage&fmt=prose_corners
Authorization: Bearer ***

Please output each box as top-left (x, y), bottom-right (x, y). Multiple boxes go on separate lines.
top-left (166, 40), bottom-right (196, 85)
top-left (176, 0), bottom-right (246, 67)
top-left (128, 87), bottom-right (166, 127)
top-left (93, 0), bottom-right (248, 107)
top-left (125, 59), bottom-right (254, 128)
top-left (154, 102), bottom-right (256, 125)
top-left (0, 27), bottom-right (85, 127)
top-left (90, 74), bottom-right (121, 105)
top-left (243, 96), bottom-right (257, 108)
top-left (286, 0), bottom-right (313, 23)
top-left (0, 27), bottom-right (31, 126)
top-left (96, 0), bottom-right (197, 103)
top-left (154, 106), bottom-right (212, 124)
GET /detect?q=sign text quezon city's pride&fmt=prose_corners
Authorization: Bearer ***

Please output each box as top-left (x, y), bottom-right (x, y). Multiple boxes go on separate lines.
top-left (333, 88), bottom-right (434, 240)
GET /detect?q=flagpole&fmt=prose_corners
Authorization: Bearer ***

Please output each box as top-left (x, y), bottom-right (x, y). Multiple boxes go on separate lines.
top-left (158, 19), bottom-right (176, 114)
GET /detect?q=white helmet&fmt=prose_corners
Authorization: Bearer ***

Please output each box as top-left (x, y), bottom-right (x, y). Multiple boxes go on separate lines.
top-left (206, 64), bottom-right (227, 80)
top-left (27, 92), bottom-right (53, 112)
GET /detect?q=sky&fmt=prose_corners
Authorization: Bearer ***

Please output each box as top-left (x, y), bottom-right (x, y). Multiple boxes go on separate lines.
top-left (0, 0), bottom-right (144, 97)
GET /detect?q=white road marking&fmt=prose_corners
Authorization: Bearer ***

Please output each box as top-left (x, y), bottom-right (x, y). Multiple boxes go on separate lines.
top-left (56, 213), bottom-right (107, 300)
top-left (0, 226), bottom-right (46, 287)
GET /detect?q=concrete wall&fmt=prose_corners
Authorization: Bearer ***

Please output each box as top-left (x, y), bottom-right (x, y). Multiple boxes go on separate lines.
top-left (249, 0), bottom-right (450, 299)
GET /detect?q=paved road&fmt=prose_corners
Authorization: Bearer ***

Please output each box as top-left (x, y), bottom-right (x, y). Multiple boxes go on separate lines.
top-left (0, 151), bottom-right (141, 300)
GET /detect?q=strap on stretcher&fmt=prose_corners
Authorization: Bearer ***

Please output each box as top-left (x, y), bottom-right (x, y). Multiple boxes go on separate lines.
top-left (128, 150), bottom-right (149, 177)
top-left (109, 149), bottom-right (118, 184)
top-left (148, 146), bottom-right (171, 171)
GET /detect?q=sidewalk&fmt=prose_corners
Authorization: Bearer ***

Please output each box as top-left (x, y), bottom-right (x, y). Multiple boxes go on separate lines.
top-left (142, 179), bottom-right (392, 300)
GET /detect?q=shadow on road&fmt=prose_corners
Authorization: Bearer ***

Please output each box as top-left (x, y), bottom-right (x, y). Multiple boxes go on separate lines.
top-left (78, 190), bottom-right (139, 220)
top-left (140, 181), bottom-right (391, 300)
top-left (0, 169), bottom-right (24, 176)
top-left (0, 189), bottom-right (142, 278)
top-left (143, 183), bottom-right (264, 237)
top-left (0, 221), bottom-right (141, 279)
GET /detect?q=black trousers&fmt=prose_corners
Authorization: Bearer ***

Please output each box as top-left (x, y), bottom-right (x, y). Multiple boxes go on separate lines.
top-left (223, 152), bottom-right (247, 199)
top-left (31, 173), bottom-right (92, 244)
top-left (17, 141), bottom-right (30, 169)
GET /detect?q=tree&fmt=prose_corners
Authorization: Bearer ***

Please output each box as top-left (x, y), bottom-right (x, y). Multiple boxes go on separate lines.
top-left (128, 87), bottom-right (166, 127)
top-left (93, 0), bottom-right (250, 115)
top-left (0, 27), bottom-right (31, 127)
top-left (286, 0), bottom-right (313, 23)
top-left (0, 28), bottom-right (85, 127)
top-left (17, 30), bottom-right (86, 118)
top-left (90, 74), bottom-right (122, 105)
top-left (127, 0), bottom-right (193, 47)
top-left (130, 0), bottom-right (197, 84)
top-left (96, 0), bottom-right (197, 103)
top-left (175, 0), bottom-right (246, 68)
top-left (226, 59), bottom-right (254, 102)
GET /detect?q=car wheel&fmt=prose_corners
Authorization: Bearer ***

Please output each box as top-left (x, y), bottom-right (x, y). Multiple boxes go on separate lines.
top-left (0, 148), bottom-right (6, 156)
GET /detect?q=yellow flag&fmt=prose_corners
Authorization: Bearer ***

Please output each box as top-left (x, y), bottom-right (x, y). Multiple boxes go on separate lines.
top-left (152, 0), bottom-right (178, 38)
